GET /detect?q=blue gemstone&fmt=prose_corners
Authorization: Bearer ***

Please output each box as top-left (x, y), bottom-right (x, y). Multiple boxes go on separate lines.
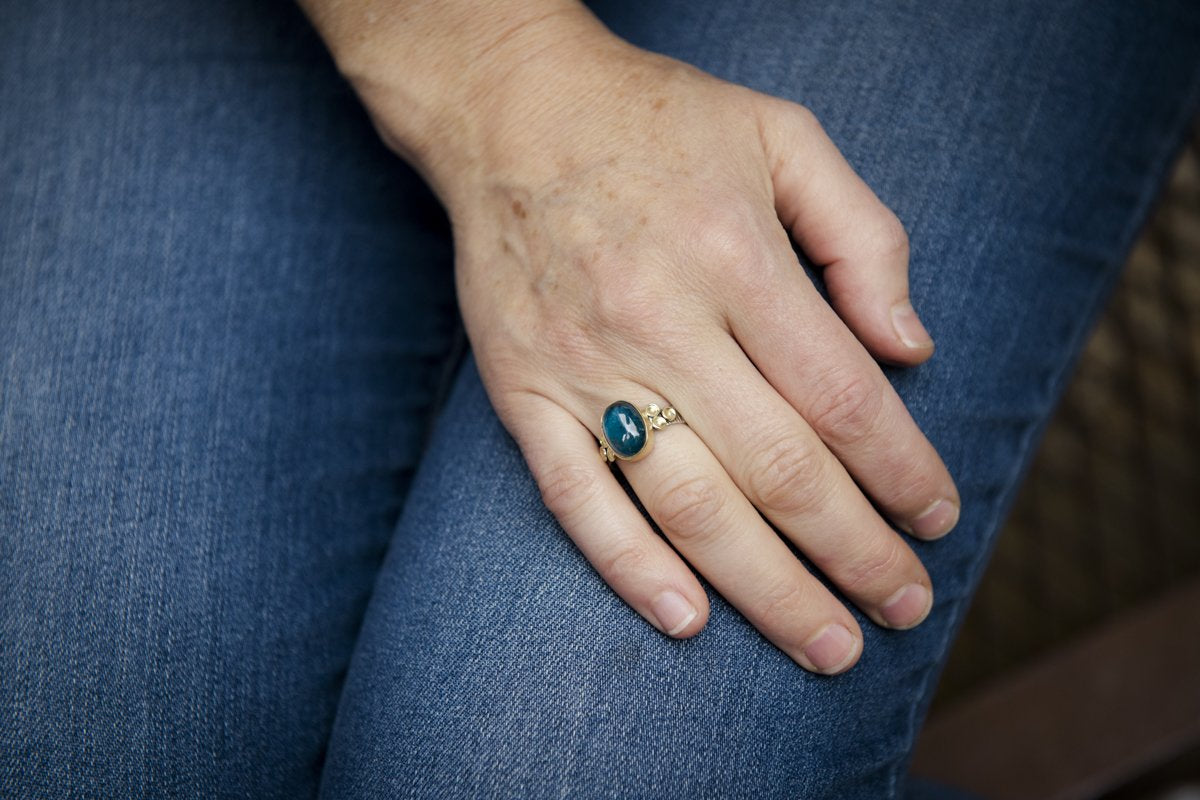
top-left (602, 401), bottom-right (647, 459)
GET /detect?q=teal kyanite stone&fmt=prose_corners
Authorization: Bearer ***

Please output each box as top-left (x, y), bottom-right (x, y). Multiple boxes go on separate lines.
top-left (602, 401), bottom-right (647, 459)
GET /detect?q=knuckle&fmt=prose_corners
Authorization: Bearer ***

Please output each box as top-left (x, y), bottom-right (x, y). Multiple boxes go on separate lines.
top-left (591, 274), bottom-right (663, 340)
top-left (700, 213), bottom-right (757, 267)
top-left (599, 541), bottom-right (653, 585)
top-left (584, 276), bottom-right (695, 370)
top-left (756, 578), bottom-right (809, 627)
top-left (806, 370), bottom-right (887, 447)
top-left (840, 536), bottom-right (908, 596)
top-left (781, 102), bottom-right (827, 153)
top-left (743, 434), bottom-right (831, 515)
top-left (877, 462), bottom-right (948, 519)
top-left (789, 102), bottom-right (821, 134)
top-left (685, 206), bottom-right (776, 287)
top-left (872, 211), bottom-right (911, 263)
top-left (537, 460), bottom-right (603, 522)
top-left (654, 472), bottom-right (726, 542)
top-left (766, 96), bottom-right (819, 132)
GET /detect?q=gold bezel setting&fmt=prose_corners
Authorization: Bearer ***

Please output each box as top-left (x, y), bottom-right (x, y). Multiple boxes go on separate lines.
top-left (599, 402), bottom-right (684, 463)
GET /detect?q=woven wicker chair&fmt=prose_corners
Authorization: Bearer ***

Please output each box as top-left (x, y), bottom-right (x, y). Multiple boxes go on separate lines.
top-left (910, 127), bottom-right (1200, 800)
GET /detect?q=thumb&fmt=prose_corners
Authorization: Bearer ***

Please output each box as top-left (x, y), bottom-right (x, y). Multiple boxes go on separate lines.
top-left (757, 97), bottom-right (934, 365)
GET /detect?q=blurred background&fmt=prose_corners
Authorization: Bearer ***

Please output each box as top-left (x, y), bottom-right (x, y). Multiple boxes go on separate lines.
top-left (912, 125), bottom-right (1200, 799)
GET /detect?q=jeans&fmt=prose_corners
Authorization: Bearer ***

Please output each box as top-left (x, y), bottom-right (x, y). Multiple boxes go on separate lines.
top-left (1, 0), bottom-right (1197, 797)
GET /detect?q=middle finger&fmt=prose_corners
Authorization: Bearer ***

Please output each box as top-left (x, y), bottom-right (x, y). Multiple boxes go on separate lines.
top-left (657, 337), bottom-right (935, 632)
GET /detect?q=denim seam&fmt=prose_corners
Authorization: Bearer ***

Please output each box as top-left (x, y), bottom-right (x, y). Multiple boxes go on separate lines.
top-left (887, 81), bottom-right (1200, 799)
top-left (415, 313), bottom-right (469, 464)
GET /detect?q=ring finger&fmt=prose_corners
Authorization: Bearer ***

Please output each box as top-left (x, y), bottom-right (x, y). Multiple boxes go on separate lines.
top-left (606, 391), bottom-right (867, 675)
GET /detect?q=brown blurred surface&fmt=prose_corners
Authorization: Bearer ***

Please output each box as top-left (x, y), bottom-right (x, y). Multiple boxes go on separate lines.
top-left (919, 123), bottom-right (1200, 798)
top-left (914, 577), bottom-right (1200, 800)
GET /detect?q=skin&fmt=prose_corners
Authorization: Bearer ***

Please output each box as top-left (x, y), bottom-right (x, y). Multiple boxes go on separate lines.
top-left (298, 0), bottom-right (961, 675)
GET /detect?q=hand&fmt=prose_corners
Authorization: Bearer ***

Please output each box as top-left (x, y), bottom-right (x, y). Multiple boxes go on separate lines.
top-left (355, 15), bottom-right (960, 674)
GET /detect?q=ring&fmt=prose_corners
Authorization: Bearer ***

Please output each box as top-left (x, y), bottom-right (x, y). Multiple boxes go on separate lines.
top-left (598, 401), bottom-right (687, 463)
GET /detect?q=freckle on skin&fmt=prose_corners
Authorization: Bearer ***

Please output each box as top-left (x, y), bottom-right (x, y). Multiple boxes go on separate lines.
top-left (651, 97), bottom-right (666, 110)
top-left (638, 215), bottom-right (647, 226)
top-left (511, 199), bottom-right (527, 219)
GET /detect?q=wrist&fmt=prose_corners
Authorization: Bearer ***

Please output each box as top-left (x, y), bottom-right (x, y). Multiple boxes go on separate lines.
top-left (306, 1), bottom-right (620, 203)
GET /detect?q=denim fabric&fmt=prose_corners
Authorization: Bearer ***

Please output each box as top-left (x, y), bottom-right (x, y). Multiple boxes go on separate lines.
top-left (1, 2), bottom-right (458, 796)
top-left (1, 1), bottom-right (1197, 799)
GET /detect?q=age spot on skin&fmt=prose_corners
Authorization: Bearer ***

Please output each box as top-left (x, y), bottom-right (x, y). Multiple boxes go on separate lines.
top-left (652, 96), bottom-right (667, 110)
top-left (511, 199), bottom-right (527, 219)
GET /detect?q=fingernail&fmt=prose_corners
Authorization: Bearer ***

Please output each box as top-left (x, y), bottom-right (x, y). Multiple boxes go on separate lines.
top-left (803, 623), bottom-right (857, 674)
top-left (890, 300), bottom-right (934, 350)
top-left (881, 583), bottom-right (932, 629)
top-left (651, 590), bottom-right (697, 636)
top-left (910, 498), bottom-right (960, 539)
